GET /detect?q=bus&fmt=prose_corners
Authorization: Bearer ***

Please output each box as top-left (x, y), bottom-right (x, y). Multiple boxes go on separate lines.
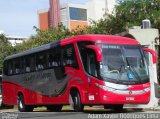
top-left (2, 35), bottom-right (157, 112)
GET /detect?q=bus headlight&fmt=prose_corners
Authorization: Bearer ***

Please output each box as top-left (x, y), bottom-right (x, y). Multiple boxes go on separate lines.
top-left (95, 83), bottom-right (115, 92)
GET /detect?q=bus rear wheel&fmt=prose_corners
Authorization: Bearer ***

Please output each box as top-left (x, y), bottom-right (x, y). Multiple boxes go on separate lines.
top-left (46, 105), bottom-right (62, 112)
top-left (18, 94), bottom-right (33, 112)
top-left (70, 91), bottom-right (84, 112)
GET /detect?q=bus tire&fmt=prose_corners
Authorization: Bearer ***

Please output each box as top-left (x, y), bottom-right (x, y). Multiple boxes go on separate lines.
top-left (18, 94), bottom-right (33, 112)
top-left (46, 105), bottom-right (62, 112)
top-left (71, 91), bottom-right (84, 112)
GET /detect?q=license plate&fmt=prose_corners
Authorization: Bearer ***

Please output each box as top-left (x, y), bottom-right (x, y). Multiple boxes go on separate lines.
top-left (126, 97), bottom-right (134, 101)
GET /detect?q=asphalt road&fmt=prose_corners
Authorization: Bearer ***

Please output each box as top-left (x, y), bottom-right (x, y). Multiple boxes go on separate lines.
top-left (1, 109), bottom-right (160, 119)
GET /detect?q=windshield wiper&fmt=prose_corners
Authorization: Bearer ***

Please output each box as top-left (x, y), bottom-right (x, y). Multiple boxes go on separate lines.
top-left (126, 58), bottom-right (142, 83)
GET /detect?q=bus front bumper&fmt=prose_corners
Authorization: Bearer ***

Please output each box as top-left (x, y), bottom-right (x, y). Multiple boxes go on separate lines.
top-left (99, 89), bottom-right (150, 104)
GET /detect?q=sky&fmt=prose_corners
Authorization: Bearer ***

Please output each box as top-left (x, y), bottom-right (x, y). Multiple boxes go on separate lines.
top-left (0, 0), bottom-right (89, 37)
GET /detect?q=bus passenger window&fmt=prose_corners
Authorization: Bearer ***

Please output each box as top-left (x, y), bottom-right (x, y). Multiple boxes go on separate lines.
top-left (25, 57), bottom-right (30, 72)
top-left (36, 53), bottom-right (47, 70)
top-left (16, 58), bottom-right (24, 74)
top-left (7, 61), bottom-right (13, 75)
top-left (15, 59), bottom-right (20, 74)
top-left (48, 48), bottom-right (61, 68)
top-left (25, 55), bottom-right (35, 72)
top-left (3, 61), bottom-right (9, 75)
top-left (62, 44), bottom-right (78, 68)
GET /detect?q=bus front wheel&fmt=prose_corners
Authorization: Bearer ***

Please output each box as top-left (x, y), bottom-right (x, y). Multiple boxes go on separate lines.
top-left (18, 94), bottom-right (33, 112)
top-left (70, 91), bottom-right (84, 112)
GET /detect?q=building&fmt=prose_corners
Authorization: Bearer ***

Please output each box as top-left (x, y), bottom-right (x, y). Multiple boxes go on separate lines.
top-left (38, 9), bottom-right (49, 31)
top-left (1, 35), bottom-right (28, 46)
top-left (87, 0), bottom-right (116, 22)
top-left (49, 0), bottom-right (60, 27)
top-left (38, 0), bottom-right (116, 30)
top-left (0, 31), bottom-right (28, 46)
top-left (60, 3), bottom-right (88, 30)
top-left (38, 0), bottom-right (60, 30)
top-left (6, 35), bottom-right (28, 46)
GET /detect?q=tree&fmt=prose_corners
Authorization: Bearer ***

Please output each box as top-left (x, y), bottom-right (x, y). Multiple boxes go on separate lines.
top-left (111, 0), bottom-right (160, 33)
top-left (0, 34), bottom-right (15, 74)
top-left (85, 0), bottom-right (160, 34)
top-left (115, 0), bottom-right (160, 30)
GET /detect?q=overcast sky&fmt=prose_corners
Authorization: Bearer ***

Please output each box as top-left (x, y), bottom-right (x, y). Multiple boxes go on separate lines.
top-left (0, 0), bottom-right (89, 37)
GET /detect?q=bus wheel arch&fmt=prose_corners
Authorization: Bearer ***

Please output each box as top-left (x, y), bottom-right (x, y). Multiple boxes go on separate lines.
top-left (69, 87), bottom-right (84, 112)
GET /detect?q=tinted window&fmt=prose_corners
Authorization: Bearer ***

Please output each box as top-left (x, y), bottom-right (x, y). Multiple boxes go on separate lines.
top-left (62, 44), bottom-right (78, 68)
top-left (36, 52), bottom-right (47, 70)
top-left (78, 42), bottom-right (98, 77)
top-left (25, 55), bottom-right (36, 73)
top-left (15, 58), bottom-right (23, 74)
top-left (3, 61), bottom-right (8, 75)
top-left (48, 48), bottom-right (61, 68)
top-left (7, 60), bottom-right (14, 75)
top-left (4, 58), bottom-right (24, 75)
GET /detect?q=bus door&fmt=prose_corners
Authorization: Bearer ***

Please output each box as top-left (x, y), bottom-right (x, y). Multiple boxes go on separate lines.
top-left (85, 49), bottom-right (100, 103)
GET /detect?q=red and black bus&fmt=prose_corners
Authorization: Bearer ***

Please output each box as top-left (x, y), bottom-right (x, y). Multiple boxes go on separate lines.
top-left (2, 35), bottom-right (156, 112)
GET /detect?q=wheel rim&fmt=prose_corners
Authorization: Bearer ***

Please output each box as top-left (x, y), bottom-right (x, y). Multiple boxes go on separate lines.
top-left (74, 96), bottom-right (78, 109)
top-left (70, 92), bottom-right (83, 111)
top-left (69, 94), bottom-right (74, 109)
top-left (19, 100), bottom-right (23, 109)
top-left (74, 97), bottom-right (78, 106)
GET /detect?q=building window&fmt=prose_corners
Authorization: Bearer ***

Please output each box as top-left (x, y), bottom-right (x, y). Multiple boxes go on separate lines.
top-left (69, 7), bottom-right (87, 21)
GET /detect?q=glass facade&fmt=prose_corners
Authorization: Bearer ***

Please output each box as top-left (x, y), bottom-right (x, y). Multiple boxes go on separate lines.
top-left (69, 7), bottom-right (87, 21)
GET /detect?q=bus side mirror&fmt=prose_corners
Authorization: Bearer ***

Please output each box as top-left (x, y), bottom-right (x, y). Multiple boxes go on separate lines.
top-left (143, 48), bottom-right (157, 64)
top-left (85, 45), bottom-right (102, 62)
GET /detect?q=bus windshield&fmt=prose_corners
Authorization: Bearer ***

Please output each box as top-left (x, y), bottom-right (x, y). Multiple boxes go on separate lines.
top-left (99, 44), bottom-right (149, 85)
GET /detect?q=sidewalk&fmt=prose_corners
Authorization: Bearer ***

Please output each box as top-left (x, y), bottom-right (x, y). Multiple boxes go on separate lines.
top-left (143, 106), bottom-right (160, 111)
top-left (143, 100), bottom-right (160, 111)
top-left (153, 106), bottom-right (160, 111)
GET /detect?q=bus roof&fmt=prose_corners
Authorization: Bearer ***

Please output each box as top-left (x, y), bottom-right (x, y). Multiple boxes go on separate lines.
top-left (4, 34), bottom-right (139, 61)
top-left (63, 34), bottom-right (139, 45)
top-left (4, 40), bottom-right (60, 61)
